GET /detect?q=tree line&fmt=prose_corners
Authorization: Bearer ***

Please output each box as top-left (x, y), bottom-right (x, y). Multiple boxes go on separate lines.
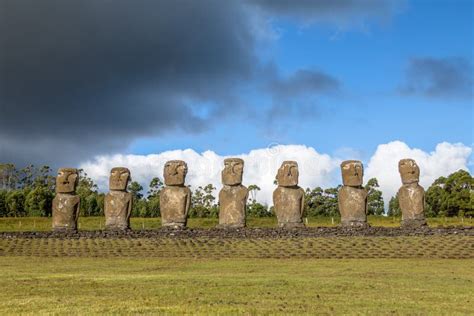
top-left (0, 164), bottom-right (472, 218)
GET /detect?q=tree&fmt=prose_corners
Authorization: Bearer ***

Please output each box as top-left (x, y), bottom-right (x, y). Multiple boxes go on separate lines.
top-left (247, 184), bottom-right (261, 203)
top-left (0, 190), bottom-right (8, 216)
top-left (25, 186), bottom-right (54, 217)
top-left (145, 177), bottom-right (164, 217)
top-left (190, 184), bottom-right (218, 218)
top-left (0, 164), bottom-right (17, 190)
top-left (387, 195), bottom-right (401, 217)
top-left (128, 181), bottom-right (145, 217)
top-left (128, 181), bottom-right (144, 200)
top-left (5, 190), bottom-right (26, 217)
top-left (426, 170), bottom-right (473, 217)
top-left (76, 170), bottom-right (102, 216)
top-left (304, 186), bottom-right (340, 217)
top-left (246, 202), bottom-right (271, 217)
top-left (365, 178), bottom-right (384, 215)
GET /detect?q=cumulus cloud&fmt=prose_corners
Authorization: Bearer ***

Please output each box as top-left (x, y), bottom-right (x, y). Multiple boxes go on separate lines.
top-left (80, 145), bottom-right (340, 205)
top-left (365, 141), bottom-right (472, 206)
top-left (399, 57), bottom-right (473, 99)
top-left (80, 141), bottom-right (472, 208)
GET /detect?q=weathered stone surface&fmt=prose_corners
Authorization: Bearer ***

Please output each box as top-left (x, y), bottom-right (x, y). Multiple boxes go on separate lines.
top-left (222, 158), bottom-right (244, 186)
top-left (399, 158), bottom-right (420, 185)
top-left (160, 160), bottom-right (191, 228)
top-left (52, 168), bottom-right (80, 231)
top-left (276, 160), bottom-right (299, 187)
top-left (398, 159), bottom-right (426, 228)
top-left (338, 160), bottom-right (368, 228)
top-left (273, 161), bottom-right (305, 228)
top-left (341, 160), bottom-right (363, 186)
top-left (164, 160), bottom-right (187, 186)
top-left (338, 186), bottom-right (368, 227)
top-left (105, 167), bottom-right (132, 230)
top-left (219, 185), bottom-right (248, 228)
top-left (219, 158), bottom-right (248, 228)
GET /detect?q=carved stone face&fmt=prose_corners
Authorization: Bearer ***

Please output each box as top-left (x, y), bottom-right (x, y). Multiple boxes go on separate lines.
top-left (109, 167), bottom-right (130, 191)
top-left (222, 158), bottom-right (244, 186)
top-left (276, 161), bottom-right (299, 187)
top-left (55, 168), bottom-right (78, 193)
top-left (341, 160), bottom-right (363, 187)
top-left (399, 159), bottom-right (420, 184)
top-left (164, 160), bottom-right (188, 186)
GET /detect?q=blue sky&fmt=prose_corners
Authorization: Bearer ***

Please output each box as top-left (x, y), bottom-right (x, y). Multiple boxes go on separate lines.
top-left (1, 0), bottom-right (472, 172)
top-left (127, 0), bottom-right (473, 163)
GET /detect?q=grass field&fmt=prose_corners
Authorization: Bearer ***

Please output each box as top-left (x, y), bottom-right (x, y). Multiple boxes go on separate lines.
top-left (0, 257), bottom-right (472, 314)
top-left (0, 215), bottom-right (472, 231)
top-left (1, 216), bottom-right (473, 314)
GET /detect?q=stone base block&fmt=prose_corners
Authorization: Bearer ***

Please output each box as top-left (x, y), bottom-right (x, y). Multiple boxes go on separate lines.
top-left (340, 220), bottom-right (370, 229)
top-left (162, 222), bottom-right (187, 229)
top-left (52, 227), bottom-right (77, 233)
top-left (216, 223), bottom-right (246, 229)
top-left (401, 218), bottom-right (427, 229)
top-left (278, 222), bottom-right (305, 229)
top-left (105, 225), bottom-right (131, 231)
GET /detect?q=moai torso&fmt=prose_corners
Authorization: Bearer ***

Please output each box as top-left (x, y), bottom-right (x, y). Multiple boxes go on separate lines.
top-left (398, 184), bottom-right (425, 220)
top-left (338, 160), bottom-right (368, 227)
top-left (160, 160), bottom-right (191, 228)
top-left (104, 167), bottom-right (132, 230)
top-left (338, 186), bottom-right (367, 223)
top-left (160, 186), bottom-right (191, 227)
top-left (105, 191), bottom-right (132, 230)
top-left (219, 185), bottom-right (248, 228)
top-left (273, 161), bottom-right (305, 228)
top-left (52, 168), bottom-right (80, 231)
top-left (218, 158), bottom-right (248, 228)
top-left (398, 159), bottom-right (426, 227)
top-left (273, 186), bottom-right (305, 226)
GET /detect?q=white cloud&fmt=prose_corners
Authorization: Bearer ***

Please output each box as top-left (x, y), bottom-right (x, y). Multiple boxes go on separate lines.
top-left (365, 141), bottom-right (472, 206)
top-left (79, 142), bottom-right (472, 208)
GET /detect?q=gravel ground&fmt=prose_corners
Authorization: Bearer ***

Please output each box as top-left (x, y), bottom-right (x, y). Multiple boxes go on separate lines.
top-left (1, 226), bottom-right (473, 239)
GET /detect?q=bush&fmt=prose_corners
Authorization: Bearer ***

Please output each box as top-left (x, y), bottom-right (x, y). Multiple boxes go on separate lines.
top-left (5, 190), bottom-right (26, 217)
top-left (246, 202), bottom-right (273, 217)
top-left (25, 186), bottom-right (54, 217)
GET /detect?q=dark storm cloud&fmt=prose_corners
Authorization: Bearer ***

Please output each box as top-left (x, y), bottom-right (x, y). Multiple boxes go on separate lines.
top-left (264, 66), bottom-right (340, 121)
top-left (0, 0), bottom-right (256, 167)
top-left (268, 68), bottom-right (340, 99)
top-left (399, 57), bottom-right (473, 100)
top-left (246, 0), bottom-right (402, 24)
top-left (0, 0), bottom-right (399, 168)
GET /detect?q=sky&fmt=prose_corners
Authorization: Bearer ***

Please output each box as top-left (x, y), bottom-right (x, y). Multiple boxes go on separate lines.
top-left (1, 0), bottom-right (473, 205)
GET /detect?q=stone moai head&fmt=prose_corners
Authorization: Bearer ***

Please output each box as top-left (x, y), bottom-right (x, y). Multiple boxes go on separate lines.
top-left (164, 160), bottom-right (188, 186)
top-left (341, 160), bottom-right (363, 187)
top-left (276, 161), bottom-right (299, 187)
top-left (398, 159), bottom-right (420, 185)
top-left (55, 168), bottom-right (79, 194)
top-left (109, 167), bottom-right (131, 191)
top-left (222, 158), bottom-right (244, 186)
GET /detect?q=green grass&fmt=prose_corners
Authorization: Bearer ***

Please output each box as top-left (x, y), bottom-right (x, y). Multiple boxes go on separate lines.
top-left (0, 257), bottom-right (472, 314)
top-left (0, 215), bottom-right (472, 232)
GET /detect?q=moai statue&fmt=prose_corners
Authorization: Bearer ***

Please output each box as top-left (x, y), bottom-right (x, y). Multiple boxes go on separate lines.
top-left (338, 160), bottom-right (368, 228)
top-left (218, 158), bottom-right (248, 228)
top-left (398, 159), bottom-right (427, 228)
top-left (273, 161), bottom-right (305, 228)
top-left (104, 167), bottom-right (132, 230)
top-left (159, 160), bottom-right (191, 228)
top-left (52, 168), bottom-right (80, 231)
